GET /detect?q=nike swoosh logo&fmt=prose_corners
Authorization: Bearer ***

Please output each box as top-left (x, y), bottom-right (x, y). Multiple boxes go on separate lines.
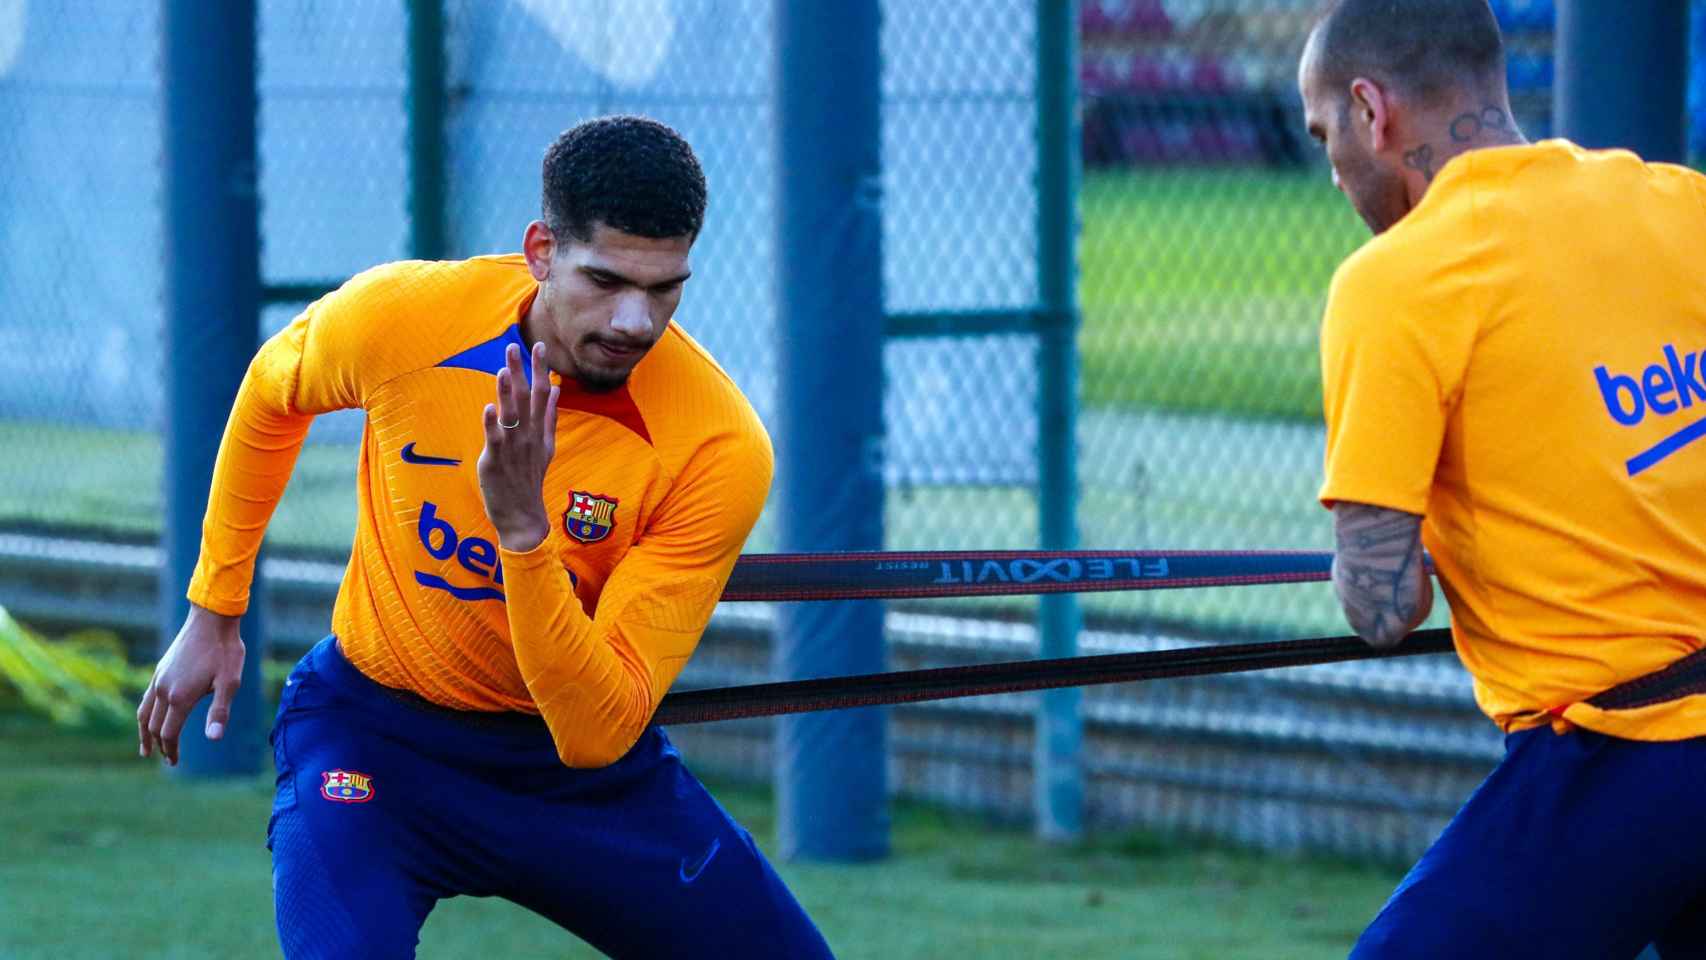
top-left (400, 442), bottom-right (461, 467)
top-left (679, 837), bottom-right (721, 884)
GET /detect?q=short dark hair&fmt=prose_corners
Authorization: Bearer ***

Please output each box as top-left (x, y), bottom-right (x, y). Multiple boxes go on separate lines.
top-left (541, 115), bottom-right (707, 242)
top-left (1311, 0), bottom-right (1508, 106)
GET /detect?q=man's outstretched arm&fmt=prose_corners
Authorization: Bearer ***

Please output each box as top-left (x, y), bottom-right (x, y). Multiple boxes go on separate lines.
top-left (137, 322), bottom-right (324, 764)
top-left (1332, 501), bottom-right (1434, 648)
top-left (138, 267), bottom-right (400, 764)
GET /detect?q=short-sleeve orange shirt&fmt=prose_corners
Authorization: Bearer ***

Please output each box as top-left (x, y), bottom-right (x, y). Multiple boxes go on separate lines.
top-left (1320, 140), bottom-right (1706, 740)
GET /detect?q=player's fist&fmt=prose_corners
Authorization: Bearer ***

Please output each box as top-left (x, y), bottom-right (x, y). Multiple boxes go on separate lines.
top-left (137, 604), bottom-right (245, 766)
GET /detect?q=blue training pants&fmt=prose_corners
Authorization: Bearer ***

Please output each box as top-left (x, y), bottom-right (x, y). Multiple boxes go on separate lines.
top-left (267, 636), bottom-right (833, 959)
top-left (1352, 725), bottom-right (1706, 959)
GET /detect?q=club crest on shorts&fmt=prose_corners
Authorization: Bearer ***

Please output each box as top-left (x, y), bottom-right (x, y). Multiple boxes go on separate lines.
top-left (320, 769), bottom-right (374, 804)
top-left (563, 491), bottom-right (619, 544)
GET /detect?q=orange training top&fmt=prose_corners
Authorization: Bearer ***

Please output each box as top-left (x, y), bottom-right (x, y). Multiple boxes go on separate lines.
top-left (1320, 140), bottom-right (1706, 740)
top-left (187, 255), bottom-right (774, 766)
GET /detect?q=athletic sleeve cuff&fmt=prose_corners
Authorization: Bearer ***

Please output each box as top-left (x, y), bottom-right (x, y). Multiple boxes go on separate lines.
top-left (185, 580), bottom-right (248, 618)
top-left (497, 527), bottom-right (564, 571)
top-left (1317, 479), bottom-right (1429, 515)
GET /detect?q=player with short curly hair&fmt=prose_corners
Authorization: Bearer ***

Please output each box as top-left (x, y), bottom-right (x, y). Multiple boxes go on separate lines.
top-left (137, 114), bottom-right (833, 959)
top-left (541, 114), bottom-right (708, 242)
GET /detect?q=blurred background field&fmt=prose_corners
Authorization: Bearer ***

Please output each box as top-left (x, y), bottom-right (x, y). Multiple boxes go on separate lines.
top-left (0, 165), bottom-right (1367, 637)
top-left (0, 164), bottom-right (1358, 521)
top-left (1080, 168), bottom-right (1363, 419)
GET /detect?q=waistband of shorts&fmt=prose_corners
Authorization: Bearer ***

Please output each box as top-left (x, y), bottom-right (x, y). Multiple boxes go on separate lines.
top-left (304, 635), bottom-right (555, 743)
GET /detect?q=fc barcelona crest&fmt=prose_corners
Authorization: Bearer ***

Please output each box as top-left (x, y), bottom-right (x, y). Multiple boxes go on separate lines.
top-left (320, 769), bottom-right (374, 804)
top-left (564, 491), bottom-right (619, 544)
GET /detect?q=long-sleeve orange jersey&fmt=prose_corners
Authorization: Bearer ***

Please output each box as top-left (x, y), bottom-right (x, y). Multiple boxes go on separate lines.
top-left (187, 256), bottom-right (774, 767)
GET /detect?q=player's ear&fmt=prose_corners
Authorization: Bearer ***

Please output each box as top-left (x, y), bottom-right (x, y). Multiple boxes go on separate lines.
top-left (523, 220), bottom-right (555, 281)
top-left (1348, 77), bottom-right (1391, 152)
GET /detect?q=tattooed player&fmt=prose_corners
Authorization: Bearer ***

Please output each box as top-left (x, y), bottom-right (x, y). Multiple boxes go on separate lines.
top-left (1300, 1), bottom-right (1706, 956)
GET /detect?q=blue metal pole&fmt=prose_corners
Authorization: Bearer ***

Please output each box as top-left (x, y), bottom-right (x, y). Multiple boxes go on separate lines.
top-left (1694, 2), bottom-right (1706, 165)
top-left (773, 0), bottom-right (889, 861)
top-left (1556, 0), bottom-right (1690, 164)
top-left (161, 0), bottom-right (265, 777)
top-left (1560, 14), bottom-right (1688, 960)
top-left (1034, 0), bottom-right (1084, 842)
top-left (406, 0), bottom-right (450, 261)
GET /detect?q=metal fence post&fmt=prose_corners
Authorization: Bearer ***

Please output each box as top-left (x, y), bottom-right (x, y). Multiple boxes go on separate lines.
top-left (161, 0), bottom-right (265, 777)
top-left (773, 0), bottom-right (889, 862)
top-left (1556, 0), bottom-right (1690, 164)
top-left (1556, 19), bottom-right (1689, 959)
top-left (406, 0), bottom-right (450, 260)
top-left (1035, 0), bottom-right (1085, 843)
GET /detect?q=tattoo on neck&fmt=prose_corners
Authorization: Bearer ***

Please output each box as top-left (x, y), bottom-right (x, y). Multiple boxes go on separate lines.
top-left (1403, 107), bottom-right (1511, 186)
top-left (1403, 143), bottom-right (1436, 181)
top-left (1449, 106), bottom-right (1509, 143)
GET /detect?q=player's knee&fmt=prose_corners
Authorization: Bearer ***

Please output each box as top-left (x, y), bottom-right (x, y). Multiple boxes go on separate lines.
top-left (274, 875), bottom-right (424, 960)
top-left (271, 810), bottom-right (427, 960)
top-left (1348, 923), bottom-right (1406, 960)
top-left (1351, 901), bottom-right (1520, 960)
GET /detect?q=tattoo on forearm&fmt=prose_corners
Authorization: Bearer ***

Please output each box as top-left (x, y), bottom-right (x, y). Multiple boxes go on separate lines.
top-left (1332, 503), bottom-right (1433, 649)
top-left (1402, 143), bottom-right (1436, 181)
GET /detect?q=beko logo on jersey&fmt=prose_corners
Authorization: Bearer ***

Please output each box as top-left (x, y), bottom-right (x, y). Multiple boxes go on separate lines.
top-left (413, 501), bottom-right (577, 602)
top-left (1594, 345), bottom-right (1706, 425)
top-left (415, 501), bottom-right (506, 602)
top-left (1594, 344), bottom-right (1706, 476)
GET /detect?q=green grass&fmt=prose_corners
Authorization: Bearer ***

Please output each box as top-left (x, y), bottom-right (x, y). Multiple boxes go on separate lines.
top-left (0, 709), bottom-right (1402, 959)
top-left (1080, 168), bottom-right (1368, 418)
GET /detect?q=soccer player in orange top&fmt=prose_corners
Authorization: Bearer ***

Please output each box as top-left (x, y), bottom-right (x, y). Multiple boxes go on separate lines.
top-left (1301, 1), bottom-right (1706, 955)
top-left (135, 116), bottom-right (833, 958)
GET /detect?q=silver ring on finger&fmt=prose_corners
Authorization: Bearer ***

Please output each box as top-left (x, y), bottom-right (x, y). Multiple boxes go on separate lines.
top-left (498, 418), bottom-right (521, 429)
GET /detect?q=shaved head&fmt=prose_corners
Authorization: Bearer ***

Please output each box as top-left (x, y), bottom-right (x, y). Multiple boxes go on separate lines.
top-left (1298, 0), bottom-right (1522, 234)
top-left (1308, 0), bottom-right (1508, 109)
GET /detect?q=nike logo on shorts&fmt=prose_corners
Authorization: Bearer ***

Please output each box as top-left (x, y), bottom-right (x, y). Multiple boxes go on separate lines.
top-left (400, 442), bottom-right (461, 467)
top-left (679, 837), bottom-right (721, 884)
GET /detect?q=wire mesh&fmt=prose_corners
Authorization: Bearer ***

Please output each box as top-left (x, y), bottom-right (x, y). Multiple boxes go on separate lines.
top-left (0, 3), bottom-right (164, 536)
top-left (2, 0), bottom-right (1704, 864)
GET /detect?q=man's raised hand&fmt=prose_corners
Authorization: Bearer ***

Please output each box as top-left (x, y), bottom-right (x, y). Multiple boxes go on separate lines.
top-left (477, 340), bottom-right (560, 552)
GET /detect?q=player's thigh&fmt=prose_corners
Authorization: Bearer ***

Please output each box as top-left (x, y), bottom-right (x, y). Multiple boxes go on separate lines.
top-left (269, 702), bottom-right (447, 959)
top-left (503, 752), bottom-right (832, 959)
top-left (269, 802), bottom-right (438, 960)
top-left (571, 821), bottom-right (829, 960)
top-left (1353, 729), bottom-right (1706, 959)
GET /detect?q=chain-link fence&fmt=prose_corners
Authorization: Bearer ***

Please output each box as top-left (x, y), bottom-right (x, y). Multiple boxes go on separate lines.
top-left (2, 0), bottom-right (1703, 863)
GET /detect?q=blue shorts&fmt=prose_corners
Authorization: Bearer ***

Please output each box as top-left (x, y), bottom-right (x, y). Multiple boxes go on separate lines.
top-left (267, 636), bottom-right (832, 959)
top-left (1353, 726), bottom-right (1706, 959)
